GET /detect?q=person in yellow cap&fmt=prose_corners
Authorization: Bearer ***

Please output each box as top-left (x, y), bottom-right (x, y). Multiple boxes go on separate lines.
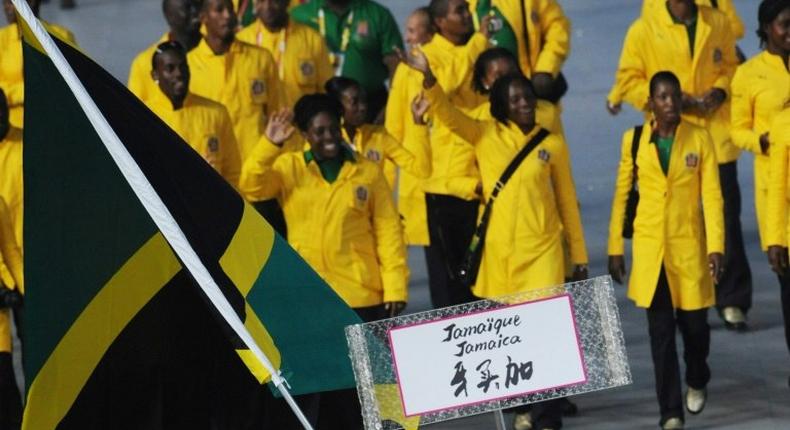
top-left (127, 0), bottom-right (203, 104)
top-left (0, 89), bottom-right (22, 250)
top-left (239, 94), bottom-right (408, 429)
top-left (608, 71), bottom-right (723, 430)
top-left (324, 76), bottom-right (430, 187)
top-left (606, 0), bottom-right (747, 330)
top-left (188, 0), bottom-right (284, 161)
top-left (384, 6), bottom-right (434, 249)
top-left (1, 0), bottom-right (76, 129)
top-left (236, 0), bottom-right (333, 108)
top-left (146, 41), bottom-right (242, 187)
top-left (766, 103), bottom-right (790, 387)
top-left (404, 46), bottom-right (588, 430)
top-left (0, 195), bottom-right (22, 430)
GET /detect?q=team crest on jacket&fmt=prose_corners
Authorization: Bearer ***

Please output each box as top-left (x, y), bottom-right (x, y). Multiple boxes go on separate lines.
top-left (538, 149), bottom-right (551, 162)
top-left (355, 185), bottom-right (369, 202)
top-left (685, 153), bottom-right (699, 168)
top-left (251, 79), bottom-right (266, 96)
top-left (300, 60), bottom-right (315, 77)
top-left (713, 48), bottom-right (722, 64)
top-left (365, 149), bottom-right (382, 162)
top-left (207, 136), bottom-right (219, 153)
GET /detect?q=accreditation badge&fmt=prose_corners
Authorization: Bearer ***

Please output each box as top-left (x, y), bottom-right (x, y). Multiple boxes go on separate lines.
top-left (251, 79), bottom-right (266, 96)
top-left (355, 185), bottom-right (369, 203)
top-left (713, 48), bottom-right (722, 64)
top-left (685, 153), bottom-right (699, 168)
top-left (207, 136), bottom-right (219, 153)
top-left (300, 60), bottom-right (315, 78)
top-left (365, 149), bottom-right (382, 162)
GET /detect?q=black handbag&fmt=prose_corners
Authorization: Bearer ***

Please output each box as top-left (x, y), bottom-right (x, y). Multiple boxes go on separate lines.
top-left (622, 125), bottom-right (643, 239)
top-left (458, 128), bottom-right (550, 288)
top-left (519, 0), bottom-right (568, 104)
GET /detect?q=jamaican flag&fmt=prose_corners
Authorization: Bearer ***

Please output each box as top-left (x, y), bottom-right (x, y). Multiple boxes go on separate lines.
top-left (17, 5), bottom-right (361, 430)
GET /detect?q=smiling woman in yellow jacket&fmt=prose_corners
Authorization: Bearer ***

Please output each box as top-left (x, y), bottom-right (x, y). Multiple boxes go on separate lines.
top-left (608, 72), bottom-right (723, 429)
top-left (731, 0), bottom-right (790, 251)
top-left (240, 95), bottom-right (408, 316)
top-left (0, 196), bottom-right (23, 426)
top-left (406, 51), bottom-right (588, 299)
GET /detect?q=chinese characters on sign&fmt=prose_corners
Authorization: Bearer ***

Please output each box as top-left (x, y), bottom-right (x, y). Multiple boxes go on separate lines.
top-left (388, 295), bottom-right (587, 417)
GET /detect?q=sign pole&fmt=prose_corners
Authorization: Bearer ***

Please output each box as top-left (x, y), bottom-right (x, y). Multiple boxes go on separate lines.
top-left (493, 410), bottom-right (507, 430)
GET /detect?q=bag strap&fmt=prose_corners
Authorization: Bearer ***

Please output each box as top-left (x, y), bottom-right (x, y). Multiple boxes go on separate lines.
top-left (492, 128), bottom-right (550, 201)
top-left (631, 125), bottom-right (643, 175)
top-left (631, 125), bottom-right (643, 165)
top-left (465, 128), bottom-right (550, 256)
top-left (519, 0), bottom-right (532, 67)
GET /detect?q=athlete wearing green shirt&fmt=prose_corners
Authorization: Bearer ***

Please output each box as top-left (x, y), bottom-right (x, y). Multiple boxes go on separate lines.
top-left (291, 0), bottom-right (403, 121)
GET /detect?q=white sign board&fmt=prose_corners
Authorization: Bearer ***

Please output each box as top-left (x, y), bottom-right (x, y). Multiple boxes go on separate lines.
top-left (388, 294), bottom-right (587, 417)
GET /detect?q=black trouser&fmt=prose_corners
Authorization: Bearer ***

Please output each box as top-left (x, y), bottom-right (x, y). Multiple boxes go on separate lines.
top-left (647, 267), bottom-right (710, 425)
top-left (253, 199), bottom-right (287, 239)
top-left (512, 399), bottom-right (563, 429)
top-left (424, 193), bottom-right (479, 309)
top-left (0, 352), bottom-right (21, 430)
top-left (315, 305), bottom-right (386, 430)
top-left (716, 161), bottom-right (753, 313)
top-left (777, 268), bottom-right (790, 355)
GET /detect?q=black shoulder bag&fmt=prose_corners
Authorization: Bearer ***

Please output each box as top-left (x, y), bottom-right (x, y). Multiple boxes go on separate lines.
top-left (621, 125), bottom-right (643, 239)
top-left (520, 0), bottom-right (568, 103)
top-left (458, 128), bottom-right (551, 289)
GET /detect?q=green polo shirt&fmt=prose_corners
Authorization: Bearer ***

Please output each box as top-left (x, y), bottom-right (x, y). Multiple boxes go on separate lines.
top-left (291, 0), bottom-right (403, 94)
top-left (655, 136), bottom-right (674, 175)
top-left (304, 146), bottom-right (357, 184)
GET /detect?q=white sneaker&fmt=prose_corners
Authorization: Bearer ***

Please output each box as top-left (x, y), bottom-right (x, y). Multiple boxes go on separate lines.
top-left (721, 306), bottom-right (747, 331)
top-left (513, 412), bottom-right (533, 430)
top-left (686, 386), bottom-right (707, 414)
top-left (662, 417), bottom-right (684, 429)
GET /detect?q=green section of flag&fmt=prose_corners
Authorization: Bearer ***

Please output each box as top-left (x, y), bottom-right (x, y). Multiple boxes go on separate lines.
top-left (22, 41), bottom-right (159, 387)
top-left (249, 234), bottom-right (361, 395)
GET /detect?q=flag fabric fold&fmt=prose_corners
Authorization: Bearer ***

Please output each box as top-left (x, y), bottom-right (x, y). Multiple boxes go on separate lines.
top-left (20, 15), bottom-right (360, 430)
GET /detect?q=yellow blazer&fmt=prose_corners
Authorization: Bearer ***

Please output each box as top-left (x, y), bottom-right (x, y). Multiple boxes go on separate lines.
top-left (608, 5), bottom-right (739, 163)
top-left (188, 38), bottom-right (285, 161)
top-left (0, 127), bottom-right (23, 248)
top-left (239, 140), bottom-right (409, 308)
top-left (766, 108), bottom-right (790, 247)
top-left (425, 84), bottom-right (587, 299)
top-left (0, 197), bottom-right (23, 353)
top-left (731, 51), bottom-right (790, 249)
top-left (608, 122), bottom-right (724, 310)
top-left (147, 91), bottom-right (242, 187)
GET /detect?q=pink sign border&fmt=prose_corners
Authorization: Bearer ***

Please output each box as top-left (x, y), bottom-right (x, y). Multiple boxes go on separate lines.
top-left (387, 293), bottom-right (589, 418)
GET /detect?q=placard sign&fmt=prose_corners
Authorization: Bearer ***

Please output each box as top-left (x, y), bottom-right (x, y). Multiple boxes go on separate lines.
top-left (388, 294), bottom-right (586, 417)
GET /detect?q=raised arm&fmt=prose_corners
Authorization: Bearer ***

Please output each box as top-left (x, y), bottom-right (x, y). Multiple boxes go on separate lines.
top-left (239, 110), bottom-right (293, 201)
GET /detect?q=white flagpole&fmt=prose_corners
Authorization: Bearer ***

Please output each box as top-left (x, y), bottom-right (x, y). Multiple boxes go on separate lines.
top-left (10, 1), bottom-right (314, 428)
